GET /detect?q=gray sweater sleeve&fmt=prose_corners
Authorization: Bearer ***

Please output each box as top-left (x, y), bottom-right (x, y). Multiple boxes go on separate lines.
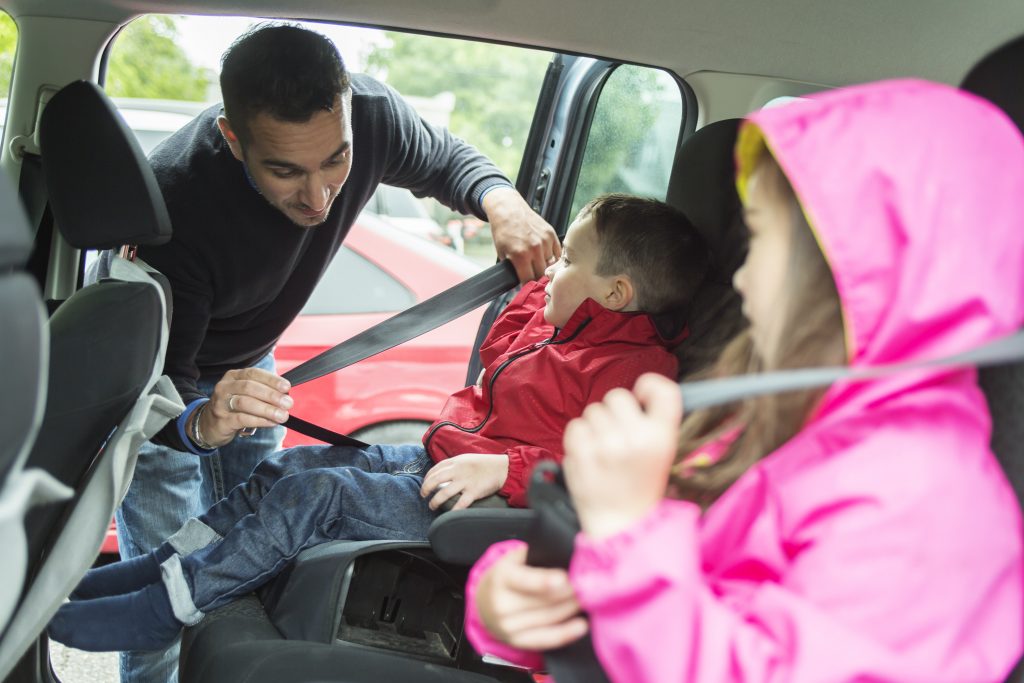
top-left (364, 77), bottom-right (513, 220)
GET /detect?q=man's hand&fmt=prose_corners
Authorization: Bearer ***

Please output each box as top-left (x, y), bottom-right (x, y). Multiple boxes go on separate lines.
top-left (562, 373), bottom-right (683, 539)
top-left (482, 186), bottom-right (560, 282)
top-left (193, 367), bottom-right (292, 448)
top-left (475, 545), bottom-right (588, 650)
top-left (420, 453), bottom-right (509, 511)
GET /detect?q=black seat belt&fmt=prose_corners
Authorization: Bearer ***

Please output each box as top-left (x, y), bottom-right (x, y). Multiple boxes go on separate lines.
top-left (525, 328), bottom-right (1024, 681)
top-left (280, 260), bottom-right (519, 447)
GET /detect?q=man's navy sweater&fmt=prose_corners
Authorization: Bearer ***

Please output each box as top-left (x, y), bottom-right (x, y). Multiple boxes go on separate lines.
top-left (138, 74), bottom-right (511, 450)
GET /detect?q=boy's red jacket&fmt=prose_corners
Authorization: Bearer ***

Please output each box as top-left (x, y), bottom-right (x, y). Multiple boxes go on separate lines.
top-left (423, 278), bottom-right (682, 507)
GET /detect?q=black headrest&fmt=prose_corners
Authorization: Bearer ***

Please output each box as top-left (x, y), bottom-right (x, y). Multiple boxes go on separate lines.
top-left (666, 118), bottom-right (747, 378)
top-left (961, 35), bottom-right (1024, 135)
top-left (0, 171), bottom-right (32, 269)
top-left (667, 118), bottom-right (745, 284)
top-left (39, 81), bottom-right (172, 250)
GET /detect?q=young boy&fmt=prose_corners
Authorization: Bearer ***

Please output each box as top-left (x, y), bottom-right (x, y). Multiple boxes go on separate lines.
top-left (48, 194), bottom-right (710, 652)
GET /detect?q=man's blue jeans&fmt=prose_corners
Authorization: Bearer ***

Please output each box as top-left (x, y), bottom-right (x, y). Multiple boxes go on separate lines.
top-left (160, 443), bottom-right (435, 620)
top-left (114, 352), bottom-right (284, 683)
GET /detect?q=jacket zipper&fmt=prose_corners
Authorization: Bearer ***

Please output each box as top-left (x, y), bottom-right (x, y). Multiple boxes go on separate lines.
top-left (423, 317), bottom-right (592, 452)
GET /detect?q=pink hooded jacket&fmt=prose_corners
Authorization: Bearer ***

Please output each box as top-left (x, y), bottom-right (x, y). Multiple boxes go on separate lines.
top-left (464, 79), bottom-right (1024, 682)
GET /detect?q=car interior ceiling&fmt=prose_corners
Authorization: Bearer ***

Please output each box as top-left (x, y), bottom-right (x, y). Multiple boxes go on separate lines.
top-left (0, 2), bottom-right (1023, 683)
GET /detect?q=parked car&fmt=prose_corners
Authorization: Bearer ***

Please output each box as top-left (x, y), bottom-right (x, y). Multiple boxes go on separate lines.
top-left (277, 209), bottom-right (484, 447)
top-left (363, 182), bottom-right (454, 250)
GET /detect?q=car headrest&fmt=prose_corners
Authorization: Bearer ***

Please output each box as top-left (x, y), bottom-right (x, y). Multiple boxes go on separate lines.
top-left (0, 172), bottom-right (32, 269)
top-left (667, 118), bottom-right (745, 285)
top-left (666, 118), bottom-right (747, 378)
top-left (961, 35), bottom-right (1024, 135)
top-left (39, 80), bottom-right (172, 250)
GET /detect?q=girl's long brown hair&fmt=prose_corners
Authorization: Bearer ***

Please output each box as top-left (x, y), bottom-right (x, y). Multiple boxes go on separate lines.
top-left (670, 153), bottom-right (847, 508)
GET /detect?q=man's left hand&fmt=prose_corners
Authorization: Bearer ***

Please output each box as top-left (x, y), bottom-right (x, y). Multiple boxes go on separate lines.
top-left (482, 187), bottom-right (560, 282)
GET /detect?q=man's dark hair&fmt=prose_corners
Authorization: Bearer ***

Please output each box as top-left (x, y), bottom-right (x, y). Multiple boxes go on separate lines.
top-left (581, 194), bottom-right (710, 315)
top-left (220, 23), bottom-right (352, 145)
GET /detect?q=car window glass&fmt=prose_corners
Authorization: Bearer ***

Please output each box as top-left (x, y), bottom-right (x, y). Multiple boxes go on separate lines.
top-left (568, 64), bottom-right (684, 220)
top-left (0, 11), bottom-right (18, 134)
top-left (104, 15), bottom-right (553, 267)
top-left (302, 246), bottom-right (416, 315)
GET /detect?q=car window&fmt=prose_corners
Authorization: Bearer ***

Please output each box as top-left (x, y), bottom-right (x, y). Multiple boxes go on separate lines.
top-left (0, 11), bottom-right (17, 134)
top-left (569, 64), bottom-right (685, 220)
top-left (301, 246), bottom-right (416, 315)
top-left (104, 15), bottom-right (553, 268)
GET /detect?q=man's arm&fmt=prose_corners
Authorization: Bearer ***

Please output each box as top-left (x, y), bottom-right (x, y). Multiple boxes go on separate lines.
top-left (371, 77), bottom-right (560, 281)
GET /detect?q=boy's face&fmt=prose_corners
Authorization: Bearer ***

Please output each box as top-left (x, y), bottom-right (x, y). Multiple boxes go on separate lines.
top-left (543, 214), bottom-right (616, 328)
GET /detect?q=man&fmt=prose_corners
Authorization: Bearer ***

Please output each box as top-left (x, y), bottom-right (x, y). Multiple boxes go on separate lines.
top-left (113, 22), bottom-right (559, 683)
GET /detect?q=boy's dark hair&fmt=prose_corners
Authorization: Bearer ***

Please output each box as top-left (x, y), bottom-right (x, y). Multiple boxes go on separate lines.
top-left (582, 194), bottom-right (710, 315)
top-left (220, 23), bottom-right (352, 146)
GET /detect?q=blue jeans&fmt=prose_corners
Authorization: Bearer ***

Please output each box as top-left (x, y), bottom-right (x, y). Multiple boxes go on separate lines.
top-left (160, 443), bottom-right (434, 619)
top-left (115, 351), bottom-right (285, 683)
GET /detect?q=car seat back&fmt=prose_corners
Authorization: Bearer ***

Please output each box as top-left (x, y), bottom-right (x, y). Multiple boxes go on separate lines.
top-left (666, 118), bottom-right (746, 378)
top-left (0, 171), bottom-right (69, 642)
top-left (960, 32), bottom-right (1024, 683)
top-left (0, 81), bottom-right (184, 681)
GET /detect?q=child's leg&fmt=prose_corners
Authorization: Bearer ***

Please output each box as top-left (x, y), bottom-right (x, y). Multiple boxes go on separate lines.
top-left (196, 443), bottom-right (396, 536)
top-left (49, 583), bottom-right (181, 652)
top-left (48, 444), bottom-right (433, 652)
top-left (69, 542), bottom-right (177, 600)
top-left (68, 444), bottom-right (389, 600)
top-left (172, 444), bottom-right (434, 617)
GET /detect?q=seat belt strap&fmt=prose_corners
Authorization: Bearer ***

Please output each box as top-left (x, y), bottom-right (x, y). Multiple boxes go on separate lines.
top-left (281, 260), bottom-right (519, 445)
top-left (680, 328), bottom-right (1024, 411)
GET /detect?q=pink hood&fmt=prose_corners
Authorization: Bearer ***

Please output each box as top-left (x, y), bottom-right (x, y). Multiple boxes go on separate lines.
top-left (465, 80), bottom-right (1024, 682)
top-left (737, 79), bottom-right (1024, 414)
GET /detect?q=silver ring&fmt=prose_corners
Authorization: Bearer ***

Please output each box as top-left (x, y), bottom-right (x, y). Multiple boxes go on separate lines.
top-left (228, 394), bottom-right (239, 412)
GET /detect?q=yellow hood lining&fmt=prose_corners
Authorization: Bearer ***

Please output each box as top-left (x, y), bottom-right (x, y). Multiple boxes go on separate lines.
top-left (734, 122), bottom-right (856, 363)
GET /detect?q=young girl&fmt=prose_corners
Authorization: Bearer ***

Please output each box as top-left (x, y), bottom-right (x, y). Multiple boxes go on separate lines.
top-left (464, 79), bottom-right (1024, 682)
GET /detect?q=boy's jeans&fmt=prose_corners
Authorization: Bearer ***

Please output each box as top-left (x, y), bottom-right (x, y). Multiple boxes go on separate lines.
top-left (115, 352), bottom-right (284, 683)
top-left (162, 443), bottom-right (436, 620)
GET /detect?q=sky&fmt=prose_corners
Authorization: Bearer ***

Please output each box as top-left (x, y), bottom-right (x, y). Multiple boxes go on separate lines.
top-left (174, 15), bottom-right (386, 73)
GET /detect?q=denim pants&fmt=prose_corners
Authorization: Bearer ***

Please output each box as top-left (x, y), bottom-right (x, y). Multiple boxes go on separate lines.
top-left (115, 351), bottom-right (284, 683)
top-left (159, 443), bottom-right (435, 621)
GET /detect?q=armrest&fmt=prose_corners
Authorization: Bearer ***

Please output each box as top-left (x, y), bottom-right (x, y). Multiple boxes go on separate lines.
top-left (428, 508), bottom-right (535, 565)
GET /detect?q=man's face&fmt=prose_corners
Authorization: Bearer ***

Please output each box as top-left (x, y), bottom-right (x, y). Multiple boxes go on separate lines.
top-left (220, 94), bottom-right (353, 227)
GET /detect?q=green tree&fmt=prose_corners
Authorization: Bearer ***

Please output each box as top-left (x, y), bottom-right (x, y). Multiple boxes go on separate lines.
top-left (0, 12), bottom-right (17, 98)
top-left (107, 15), bottom-right (212, 101)
top-left (366, 33), bottom-right (551, 182)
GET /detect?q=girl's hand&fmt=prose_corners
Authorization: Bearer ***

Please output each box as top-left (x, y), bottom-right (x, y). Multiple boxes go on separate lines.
top-left (563, 373), bottom-right (683, 540)
top-left (421, 453), bottom-right (509, 510)
top-left (476, 545), bottom-right (589, 650)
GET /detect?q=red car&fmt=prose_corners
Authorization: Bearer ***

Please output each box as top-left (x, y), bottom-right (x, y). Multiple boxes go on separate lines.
top-left (101, 211), bottom-right (486, 553)
top-left (277, 211), bottom-right (485, 446)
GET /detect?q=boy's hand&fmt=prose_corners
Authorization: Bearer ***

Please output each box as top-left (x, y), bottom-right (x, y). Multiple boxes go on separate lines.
top-left (476, 545), bottom-right (588, 650)
top-left (421, 453), bottom-right (510, 511)
top-left (563, 373), bottom-right (683, 540)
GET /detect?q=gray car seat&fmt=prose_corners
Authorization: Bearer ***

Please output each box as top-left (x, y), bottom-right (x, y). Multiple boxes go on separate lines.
top-left (0, 170), bottom-right (68, 642)
top-left (0, 81), bottom-right (184, 681)
top-left (960, 32), bottom-right (1024, 683)
top-left (176, 117), bottom-right (746, 683)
